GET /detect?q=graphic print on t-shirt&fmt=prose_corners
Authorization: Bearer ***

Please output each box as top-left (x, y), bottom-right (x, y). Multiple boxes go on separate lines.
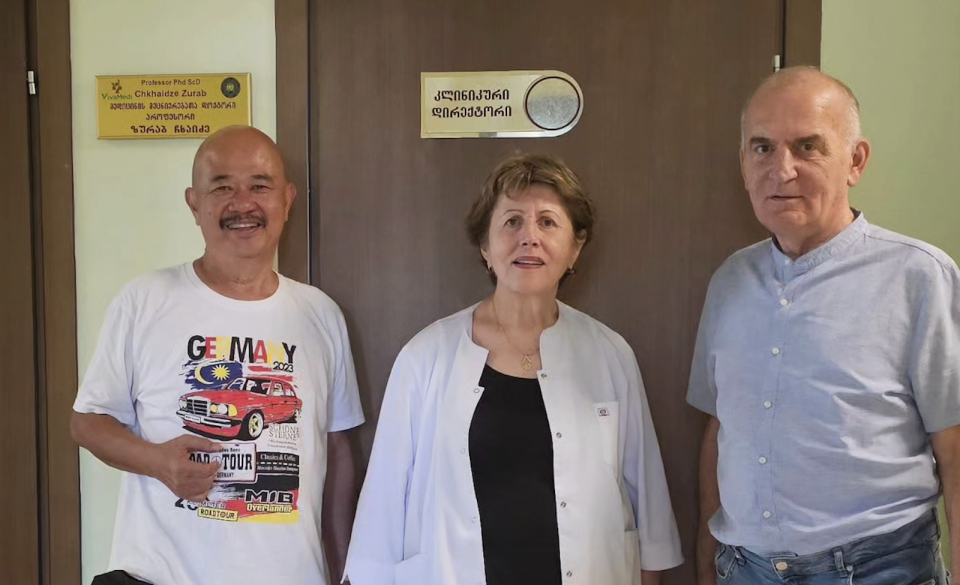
top-left (174, 334), bottom-right (302, 524)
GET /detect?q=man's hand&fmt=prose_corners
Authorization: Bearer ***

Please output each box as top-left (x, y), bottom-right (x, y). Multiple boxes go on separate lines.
top-left (697, 522), bottom-right (718, 585)
top-left (931, 425), bottom-right (960, 579)
top-left (71, 412), bottom-right (224, 501)
top-left (323, 430), bottom-right (358, 583)
top-left (147, 435), bottom-right (222, 502)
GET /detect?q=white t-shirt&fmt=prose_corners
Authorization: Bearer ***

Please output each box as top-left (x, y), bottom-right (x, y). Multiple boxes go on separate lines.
top-left (75, 263), bottom-right (365, 585)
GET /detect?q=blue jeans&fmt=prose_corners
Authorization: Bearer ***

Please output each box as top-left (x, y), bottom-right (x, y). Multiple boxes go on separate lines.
top-left (716, 510), bottom-right (949, 584)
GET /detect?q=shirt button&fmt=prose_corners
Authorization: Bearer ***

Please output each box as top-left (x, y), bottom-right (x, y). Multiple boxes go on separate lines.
top-left (779, 298), bottom-right (789, 306)
top-left (763, 510), bottom-right (772, 519)
top-left (764, 401), bottom-right (773, 409)
top-left (759, 456), bottom-right (768, 464)
top-left (559, 501), bottom-right (567, 508)
top-left (771, 347), bottom-right (781, 355)
top-left (540, 373), bottom-right (548, 379)
top-left (555, 432), bottom-right (562, 439)
top-left (783, 259), bottom-right (790, 265)
top-left (460, 448), bottom-right (466, 454)
top-left (473, 387), bottom-right (481, 393)
top-left (566, 571), bottom-right (573, 578)
top-left (775, 561), bottom-right (789, 571)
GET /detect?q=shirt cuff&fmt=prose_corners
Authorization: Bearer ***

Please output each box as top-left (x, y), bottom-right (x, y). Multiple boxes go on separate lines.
top-left (329, 413), bottom-right (365, 433)
top-left (640, 541), bottom-right (685, 571)
top-left (71, 403), bottom-right (136, 428)
top-left (686, 393), bottom-right (718, 417)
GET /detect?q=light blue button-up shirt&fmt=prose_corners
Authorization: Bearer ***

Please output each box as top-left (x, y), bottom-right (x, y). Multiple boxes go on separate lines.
top-left (688, 213), bottom-right (960, 555)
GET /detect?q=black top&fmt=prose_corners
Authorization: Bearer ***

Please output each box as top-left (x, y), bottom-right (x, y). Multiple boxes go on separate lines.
top-left (469, 365), bottom-right (562, 585)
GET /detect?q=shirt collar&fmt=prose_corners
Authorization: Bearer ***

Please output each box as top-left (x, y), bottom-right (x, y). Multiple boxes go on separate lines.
top-left (770, 210), bottom-right (868, 280)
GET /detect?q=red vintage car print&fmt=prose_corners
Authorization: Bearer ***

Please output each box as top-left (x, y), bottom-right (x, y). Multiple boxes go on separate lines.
top-left (177, 376), bottom-right (302, 440)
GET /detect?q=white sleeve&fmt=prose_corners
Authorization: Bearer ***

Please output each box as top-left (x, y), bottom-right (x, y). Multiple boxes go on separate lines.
top-left (344, 345), bottom-right (421, 585)
top-left (326, 305), bottom-right (365, 432)
top-left (73, 290), bottom-right (137, 426)
top-left (620, 346), bottom-right (684, 571)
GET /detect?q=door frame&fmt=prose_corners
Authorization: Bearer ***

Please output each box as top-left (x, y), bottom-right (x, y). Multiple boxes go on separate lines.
top-left (29, 0), bottom-right (82, 582)
top-left (3, 0), bottom-right (41, 581)
top-left (276, 0), bottom-right (311, 283)
top-left (5, 0), bottom-right (82, 583)
top-left (784, 0), bottom-right (822, 67)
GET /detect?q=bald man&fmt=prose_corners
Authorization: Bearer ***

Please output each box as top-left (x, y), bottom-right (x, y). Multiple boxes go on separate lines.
top-left (688, 68), bottom-right (960, 584)
top-left (72, 126), bottom-right (364, 585)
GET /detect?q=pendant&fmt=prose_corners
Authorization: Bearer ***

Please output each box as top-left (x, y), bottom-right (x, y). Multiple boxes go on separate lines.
top-left (521, 354), bottom-right (534, 371)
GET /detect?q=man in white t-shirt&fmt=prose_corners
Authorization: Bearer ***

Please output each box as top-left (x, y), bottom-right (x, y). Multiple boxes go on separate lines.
top-left (71, 126), bottom-right (364, 585)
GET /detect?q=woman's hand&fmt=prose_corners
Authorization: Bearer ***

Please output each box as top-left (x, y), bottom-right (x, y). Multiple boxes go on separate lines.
top-left (640, 569), bottom-right (662, 585)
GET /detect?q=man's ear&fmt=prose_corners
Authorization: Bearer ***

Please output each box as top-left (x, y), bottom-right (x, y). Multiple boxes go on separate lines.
top-left (283, 183), bottom-right (297, 221)
top-left (848, 138), bottom-right (871, 187)
top-left (185, 187), bottom-right (201, 225)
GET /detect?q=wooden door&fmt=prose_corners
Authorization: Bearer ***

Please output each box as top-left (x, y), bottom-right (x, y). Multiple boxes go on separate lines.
top-left (310, 1), bottom-right (781, 580)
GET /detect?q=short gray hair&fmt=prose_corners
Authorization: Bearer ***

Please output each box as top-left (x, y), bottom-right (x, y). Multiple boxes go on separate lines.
top-left (740, 66), bottom-right (862, 150)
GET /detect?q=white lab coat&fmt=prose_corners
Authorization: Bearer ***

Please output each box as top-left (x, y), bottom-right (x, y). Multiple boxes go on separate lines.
top-left (345, 302), bottom-right (683, 585)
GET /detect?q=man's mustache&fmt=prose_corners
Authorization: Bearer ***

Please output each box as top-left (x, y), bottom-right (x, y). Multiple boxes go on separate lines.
top-left (219, 212), bottom-right (267, 229)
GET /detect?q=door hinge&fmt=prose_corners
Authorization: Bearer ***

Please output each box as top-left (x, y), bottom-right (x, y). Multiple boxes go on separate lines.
top-left (773, 55), bottom-right (782, 73)
top-left (27, 70), bottom-right (37, 95)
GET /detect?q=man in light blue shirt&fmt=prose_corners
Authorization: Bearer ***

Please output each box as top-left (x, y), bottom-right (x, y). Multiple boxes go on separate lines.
top-left (688, 67), bottom-right (960, 585)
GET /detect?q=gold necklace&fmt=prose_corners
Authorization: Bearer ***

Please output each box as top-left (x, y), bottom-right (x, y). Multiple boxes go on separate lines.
top-left (490, 297), bottom-right (540, 372)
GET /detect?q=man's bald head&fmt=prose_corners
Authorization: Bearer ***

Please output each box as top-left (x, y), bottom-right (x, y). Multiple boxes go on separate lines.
top-left (191, 125), bottom-right (287, 187)
top-left (741, 66), bottom-right (862, 150)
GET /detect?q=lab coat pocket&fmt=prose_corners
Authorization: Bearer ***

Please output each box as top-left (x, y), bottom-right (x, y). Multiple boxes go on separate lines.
top-left (624, 530), bottom-right (642, 585)
top-left (394, 553), bottom-right (425, 585)
top-left (594, 401), bottom-right (620, 472)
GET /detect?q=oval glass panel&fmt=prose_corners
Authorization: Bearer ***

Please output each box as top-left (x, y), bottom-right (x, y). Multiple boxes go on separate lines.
top-left (524, 76), bottom-right (581, 131)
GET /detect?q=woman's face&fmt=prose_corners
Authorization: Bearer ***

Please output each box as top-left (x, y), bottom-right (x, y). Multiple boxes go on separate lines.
top-left (481, 185), bottom-right (585, 298)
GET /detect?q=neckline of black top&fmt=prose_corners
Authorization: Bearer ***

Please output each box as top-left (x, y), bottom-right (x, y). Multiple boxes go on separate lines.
top-left (481, 363), bottom-right (540, 385)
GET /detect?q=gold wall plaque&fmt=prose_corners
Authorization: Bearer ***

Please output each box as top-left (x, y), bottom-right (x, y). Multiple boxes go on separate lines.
top-left (421, 71), bottom-right (583, 139)
top-left (96, 73), bottom-right (252, 139)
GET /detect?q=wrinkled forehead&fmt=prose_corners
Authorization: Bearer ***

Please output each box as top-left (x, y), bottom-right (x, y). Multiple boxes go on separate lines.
top-left (193, 139), bottom-right (285, 185)
top-left (745, 83), bottom-right (849, 139)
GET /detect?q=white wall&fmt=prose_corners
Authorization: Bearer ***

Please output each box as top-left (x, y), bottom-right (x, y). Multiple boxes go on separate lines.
top-left (821, 0), bottom-right (960, 260)
top-left (71, 1), bottom-right (276, 581)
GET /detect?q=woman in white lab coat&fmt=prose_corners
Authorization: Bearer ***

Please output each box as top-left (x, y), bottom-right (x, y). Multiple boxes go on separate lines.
top-left (344, 154), bottom-right (683, 585)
